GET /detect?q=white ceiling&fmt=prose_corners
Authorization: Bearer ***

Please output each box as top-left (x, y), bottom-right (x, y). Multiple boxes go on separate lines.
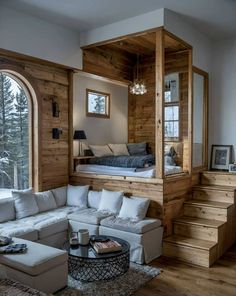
top-left (1, 0), bottom-right (236, 40)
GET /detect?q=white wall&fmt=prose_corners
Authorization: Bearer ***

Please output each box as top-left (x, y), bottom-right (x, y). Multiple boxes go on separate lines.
top-left (0, 7), bottom-right (82, 69)
top-left (80, 9), bottom-right (164, 47)
top-left (164, 10), bottom-right (212, 73)
top-left (209, 38), bottom-right (236, 161)
top-left (73, 74), bottom-right (128, 154)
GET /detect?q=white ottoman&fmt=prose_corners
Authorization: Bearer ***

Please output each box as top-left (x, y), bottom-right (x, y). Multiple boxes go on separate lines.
top-left (0, 238), bottom-right (68, 293)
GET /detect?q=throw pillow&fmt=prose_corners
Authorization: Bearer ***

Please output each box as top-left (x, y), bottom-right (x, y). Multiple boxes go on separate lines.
top-left (67, 184), bottom-right (89, 208)
top-left (88, 190), bottom-right (102, 209)
top-left (0, 198), bottom-right (15, 222)
top-left (35, 191), bottom-right (57, 212)
top-left (118, 196), bottom-right (150, 220)
top-left (165, 155), bottom-right (176, 166)
top-left (108, 144), bottom-right (130, 156)
top-left (98, 189), bottom-right (123, 214)
top-left (51, 186), bottom-right (67, 207)
top-left (89, 145), bottom-right (113, 157)
top-left (127, 142), bottom-right (147, 155)
top-left (12, 188), bottom-right (39, 219)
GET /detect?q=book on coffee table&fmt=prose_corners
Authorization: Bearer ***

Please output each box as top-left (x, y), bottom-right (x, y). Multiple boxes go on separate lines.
top-left (91, 239), bottom-right (122, 254)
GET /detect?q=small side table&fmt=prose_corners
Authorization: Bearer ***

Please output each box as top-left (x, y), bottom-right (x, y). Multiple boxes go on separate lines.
top-left (73, 156), bottom-right (95, 171)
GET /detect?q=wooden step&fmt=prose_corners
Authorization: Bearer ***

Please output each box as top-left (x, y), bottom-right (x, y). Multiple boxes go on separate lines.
top-left (201, 171), bottom-right (236, 187)
top-left (193, 185), bottom-right (235, 203)
top-left (173, 216), bottom-right (225, 241)
top-left (183, 199), bottom-right (233, 221)
top-left (163, 235), bottom-right (218, 267)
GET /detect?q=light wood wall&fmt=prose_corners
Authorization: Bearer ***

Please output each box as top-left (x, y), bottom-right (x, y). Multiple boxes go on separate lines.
top-left (128, 56), bottom-right (156, 153)
top-left (0, 53), bottom-right (71, 191)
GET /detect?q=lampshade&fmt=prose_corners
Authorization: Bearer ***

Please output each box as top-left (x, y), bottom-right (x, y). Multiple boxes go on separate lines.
top-left (73, 130), bottom-right (87, 140)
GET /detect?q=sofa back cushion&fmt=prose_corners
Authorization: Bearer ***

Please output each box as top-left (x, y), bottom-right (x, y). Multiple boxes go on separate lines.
top-left (118, 196), bottom-right (150, 221)
top-left (0, 198), bottom-right (15, 222)
top-left (12, 188), bottom-right (39, 219)
top-left (51, 186), bottom-right (67, 207)
top-left (67, 184), bottom-right (89, 208)
top-left (88, 190), bottom-right (102, 209)
top-left (35, 191), bottom-right (57, 212)
top-left (98, 189), bottom-right (123, 214)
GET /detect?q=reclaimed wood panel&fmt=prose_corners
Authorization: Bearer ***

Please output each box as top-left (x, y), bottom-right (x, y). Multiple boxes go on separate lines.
top-left (0, 54), bottom-right (70, 191)
top-left (70, 174), bottom-right (164, 219)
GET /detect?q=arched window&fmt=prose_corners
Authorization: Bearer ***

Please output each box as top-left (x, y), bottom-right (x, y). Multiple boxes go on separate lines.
top-left (0, 71), bottom-right (35, 196)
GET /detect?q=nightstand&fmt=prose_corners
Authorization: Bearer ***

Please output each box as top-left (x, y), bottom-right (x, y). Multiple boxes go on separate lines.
top-left (73, 156), bottom-right (95, 171)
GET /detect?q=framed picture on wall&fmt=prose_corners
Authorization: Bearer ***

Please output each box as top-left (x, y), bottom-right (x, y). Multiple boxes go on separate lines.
top-left (86, 89), bottom-right (110, 118)
top-left (210, 145), bottom-right (232, 171)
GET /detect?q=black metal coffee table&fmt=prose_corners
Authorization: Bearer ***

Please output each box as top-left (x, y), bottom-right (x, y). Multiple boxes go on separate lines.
top-left (63, 235), bottom-right (130, 282)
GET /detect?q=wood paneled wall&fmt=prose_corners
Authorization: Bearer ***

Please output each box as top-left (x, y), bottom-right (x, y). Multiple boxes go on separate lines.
top-left (128, 56), bottom-right (156, 153)
top-left (70, 174), bottom-right (164, 219)
top-left (83, 46), bottom-right (134, 83)
top-left (0, 54), bottom-right (71, 191)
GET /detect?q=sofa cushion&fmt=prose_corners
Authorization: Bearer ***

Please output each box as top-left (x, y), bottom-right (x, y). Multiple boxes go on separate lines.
top-left (118, 196), bottom-right (150, 221)
top-left (20, 212), bottom-right (69, 239)
top-left (34, 217), bottom-right (68, 239)
top-left (12, 188), bottom-right (39, 219)
top-left (88, 190), bottom-right (102, 209)
top-left (51, 186), bottom-right (67, 207)
top-left (35, 191), bottom-right (57, 213)
top-left (98, 189), bottom-right (123, 214)
top-left (0, 220), bottom-right (38, 241)
top-left (68, 208), bottom-right (112, 225)
top-left (0, 238), bottom-right (67, 276)
top-left (100, 216), bottom-right (161, 234)
top-left (67, 184), bottom-right (89, 208)
top-left (0, 198), bottom-right (15, 222)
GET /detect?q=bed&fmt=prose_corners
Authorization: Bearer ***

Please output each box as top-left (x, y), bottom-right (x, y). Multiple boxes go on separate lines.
top-left (88, 154), bottom-right (155, 168)
top-left (76, 164), bottom-right (183, 178)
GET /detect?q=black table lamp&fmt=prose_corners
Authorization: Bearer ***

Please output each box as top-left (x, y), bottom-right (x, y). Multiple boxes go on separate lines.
top-left (73, 130), bottom-right (87, 156)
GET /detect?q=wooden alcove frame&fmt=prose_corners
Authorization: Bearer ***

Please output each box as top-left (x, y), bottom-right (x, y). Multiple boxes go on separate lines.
top-left (70, 27), bottom-right (204, 235)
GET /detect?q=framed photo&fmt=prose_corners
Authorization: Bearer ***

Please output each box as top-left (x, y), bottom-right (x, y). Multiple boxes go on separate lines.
top-left (86, 89), bottom-right (110, 118)
top-left (229, 164), bottom-right (236, 173)
top-left (210, 145), bottom-right (232, 171)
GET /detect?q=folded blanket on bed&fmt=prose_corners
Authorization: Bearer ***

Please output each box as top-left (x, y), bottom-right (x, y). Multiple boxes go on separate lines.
top-left (88, 154), bottom-right (155, 168)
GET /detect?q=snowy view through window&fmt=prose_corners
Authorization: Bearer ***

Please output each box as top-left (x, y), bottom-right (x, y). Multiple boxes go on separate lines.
top-left (0, 73), bottom-right (29, 197)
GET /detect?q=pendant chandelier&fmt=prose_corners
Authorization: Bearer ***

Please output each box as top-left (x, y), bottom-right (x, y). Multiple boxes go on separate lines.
top-left (129, 54), bottom-right (147, 95)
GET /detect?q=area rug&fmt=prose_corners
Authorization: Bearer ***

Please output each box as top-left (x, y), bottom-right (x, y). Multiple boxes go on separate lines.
top-left (56, 263), bottom-right (161, 296)
top-left (0, 279), bottom-right (47, 296)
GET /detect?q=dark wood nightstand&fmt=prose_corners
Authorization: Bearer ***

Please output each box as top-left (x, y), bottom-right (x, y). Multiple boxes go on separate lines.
top-left (73, 156), bottom-right (95, 171)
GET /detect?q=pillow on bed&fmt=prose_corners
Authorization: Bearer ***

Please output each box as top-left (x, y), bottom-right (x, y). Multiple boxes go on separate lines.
top-left (89, 145), bottom-right (113, 157)
top-left (118, 196), bottom-right (150, 221)
top-left (165, 155), bottom-right (176, 166)
top-left (127, 142), bottom-right (147, 156)
top-left (108, 144), bottom-right (130, 156)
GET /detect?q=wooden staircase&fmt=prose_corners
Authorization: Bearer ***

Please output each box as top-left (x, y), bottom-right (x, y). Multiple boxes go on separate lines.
top-left (163, 172), bottom-right (236, 267)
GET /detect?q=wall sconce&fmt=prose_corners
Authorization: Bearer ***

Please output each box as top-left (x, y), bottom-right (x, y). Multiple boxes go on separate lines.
top-left (52, 128), bottom-right (62, 139)
top-left (52, 97), bottom-right (60, 117)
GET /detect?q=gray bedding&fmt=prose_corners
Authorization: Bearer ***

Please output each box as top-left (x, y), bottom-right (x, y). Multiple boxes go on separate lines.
top-left (88, 154), bottom-right (155, 168)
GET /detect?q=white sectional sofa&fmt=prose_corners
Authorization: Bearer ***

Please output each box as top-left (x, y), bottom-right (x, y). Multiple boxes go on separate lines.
top-left (0, 185), bottom-right (163, 264)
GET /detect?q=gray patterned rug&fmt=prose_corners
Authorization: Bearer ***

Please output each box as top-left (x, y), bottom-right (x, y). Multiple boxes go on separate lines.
top-left (56, 263), bottom-right (161, 296)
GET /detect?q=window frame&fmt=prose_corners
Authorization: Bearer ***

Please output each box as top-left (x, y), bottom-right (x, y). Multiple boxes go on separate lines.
top-left (0, 65), bottom-right (40, 191)
top-left (164, 101), bottom-right (180, 142)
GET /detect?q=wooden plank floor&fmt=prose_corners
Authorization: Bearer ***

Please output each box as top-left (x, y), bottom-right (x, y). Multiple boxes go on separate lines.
top-left (135, 243), bottom-right (236, 296)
